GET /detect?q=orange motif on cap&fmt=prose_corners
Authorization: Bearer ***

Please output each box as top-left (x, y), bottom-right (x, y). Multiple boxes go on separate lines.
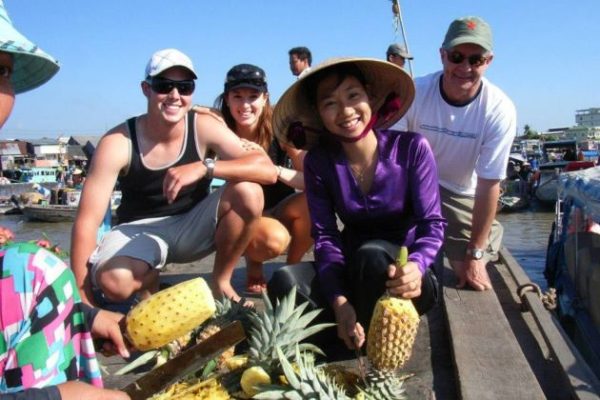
top-left (466, 20), bottom-right (477, 30)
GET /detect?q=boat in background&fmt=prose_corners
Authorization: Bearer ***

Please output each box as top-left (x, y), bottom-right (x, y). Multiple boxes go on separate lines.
top-left (545, 166), bottom-right (600, 379)
top-left (19, 190), bottom-right (121, 223)
top-left (534, 140), bottom-right (594, 204)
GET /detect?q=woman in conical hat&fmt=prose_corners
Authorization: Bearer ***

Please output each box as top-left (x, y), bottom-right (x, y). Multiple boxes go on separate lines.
top-left (268, 57), bottom-right (446, 353)
top-left (0, 2), bottom-right (130, 399)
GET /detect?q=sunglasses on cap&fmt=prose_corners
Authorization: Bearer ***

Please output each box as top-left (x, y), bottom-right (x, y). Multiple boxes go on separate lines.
top-left (445, 50), bottom-right (489, 67)
top-left (226, 65), bottom-right (265, 83)
top-left (224, 64), bottom-right (267, 92)
top-left (147, 77), bottom-right (195, 95)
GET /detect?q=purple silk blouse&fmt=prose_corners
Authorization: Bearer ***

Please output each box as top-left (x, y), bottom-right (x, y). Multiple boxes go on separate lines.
top-left (304, 129), bottom-right (446, 304)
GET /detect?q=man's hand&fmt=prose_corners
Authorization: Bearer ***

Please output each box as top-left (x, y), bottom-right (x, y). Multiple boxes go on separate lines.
top-left (386, 261), bottom-right (422, 299)
top-left (163, 162), bottom-right (204, 203)
top-left (91, 309), bottom-right (130, 358)
top-left (332, 296), bottom-right (365, 350)
top-left (454, 259), bottom-right (492, 291)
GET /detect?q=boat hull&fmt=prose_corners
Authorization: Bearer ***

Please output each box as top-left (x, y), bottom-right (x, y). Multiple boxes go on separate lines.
top-left (21, 204), bottom-right (78, 222)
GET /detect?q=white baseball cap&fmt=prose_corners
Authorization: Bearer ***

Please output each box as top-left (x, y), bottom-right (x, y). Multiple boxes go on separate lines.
top-left (144, 48), bottom-right (197, 79)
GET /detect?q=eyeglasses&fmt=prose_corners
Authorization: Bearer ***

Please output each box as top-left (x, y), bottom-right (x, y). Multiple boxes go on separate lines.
top-left (147, 77), bottom-right (195, 95)
top-left (446, 51), bottom-right (489, 67)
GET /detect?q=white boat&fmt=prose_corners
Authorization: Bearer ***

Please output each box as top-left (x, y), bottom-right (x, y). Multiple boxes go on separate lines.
top-left (545, 166), bottom-right (600, 379)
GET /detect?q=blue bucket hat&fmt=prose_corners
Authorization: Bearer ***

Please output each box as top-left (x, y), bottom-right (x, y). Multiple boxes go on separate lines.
top-left (0, 0), bottom-right (59, 94)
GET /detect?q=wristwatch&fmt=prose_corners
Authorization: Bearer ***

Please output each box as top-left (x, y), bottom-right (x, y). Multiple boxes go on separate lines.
top-left (466, 247), bottom-right (485, 260)
top-left (203, 158), bottom-right (215, 180)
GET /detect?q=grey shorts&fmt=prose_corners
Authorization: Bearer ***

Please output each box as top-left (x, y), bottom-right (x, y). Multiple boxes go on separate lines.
top-left (89, 186), bottom-right (224, 288)
top-left (440, 186), bottom-right (503, 263)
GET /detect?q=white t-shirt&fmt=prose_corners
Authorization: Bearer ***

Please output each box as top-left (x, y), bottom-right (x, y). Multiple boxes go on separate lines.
top-left (394, 71), bottom-right (517, 196)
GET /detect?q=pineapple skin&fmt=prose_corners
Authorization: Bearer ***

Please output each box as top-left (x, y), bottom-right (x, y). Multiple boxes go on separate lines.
top-left (126, 277), bottom-right (216, 351)
top-left (366, 295), bottom-right (419, 371)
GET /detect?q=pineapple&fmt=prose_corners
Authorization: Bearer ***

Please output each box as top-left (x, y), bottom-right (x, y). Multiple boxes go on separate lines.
top-left (366, 246), bottom-right (420, 370)
top-left (126, 277), bottom-right (216, 351)
top-left (241, 366), bottom-right (272, 397)
top-left (193, 296), bottom-right (255, 368)
top-left (224, 354), bottom-right (249, 371)
top-left (354, 369), bottom-right (407, 400)
top-left (149, 377), bottom-right (231, 399)
top-left (246, 286), bottom-right (335, 373)
top-left (254, 346), bottom-right (350, 400)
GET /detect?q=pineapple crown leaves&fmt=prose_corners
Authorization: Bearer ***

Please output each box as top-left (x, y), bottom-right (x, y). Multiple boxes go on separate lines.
top-left (247, 287), bottom-right (335, 368)
top-left (357, 370), bottom-right (408, 400)
top-left (254, 345), bottom-right (350, 400)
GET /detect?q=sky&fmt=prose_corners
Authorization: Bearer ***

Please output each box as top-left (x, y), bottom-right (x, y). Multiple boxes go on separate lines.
top-left (3, 0), bottom-right (600, 139)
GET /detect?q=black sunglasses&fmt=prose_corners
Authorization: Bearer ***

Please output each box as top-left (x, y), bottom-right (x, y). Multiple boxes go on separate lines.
top-left (446, 51), bottom-right (489, 67)
top-left (147, 77), bottom-right (195, 95)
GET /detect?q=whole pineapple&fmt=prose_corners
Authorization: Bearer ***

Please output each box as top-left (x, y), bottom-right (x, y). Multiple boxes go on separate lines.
top-left (366, 246), bottom-right (420, 370)
top-left (126, 277), bottom-right (216, 351)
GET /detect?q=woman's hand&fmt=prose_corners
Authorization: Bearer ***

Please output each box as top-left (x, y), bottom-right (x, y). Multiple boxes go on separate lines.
top-left (385, 261), bottom-right (422, 299)
top-left (90, 309), bottom-right (130, 358)
top-left (332, 296), bottom-right (365, 350)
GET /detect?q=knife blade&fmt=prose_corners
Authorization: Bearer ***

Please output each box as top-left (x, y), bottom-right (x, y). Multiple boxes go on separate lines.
top-left (353, 335), bottom-right (367, 385)
top-left (122, 321), bottom-right (245, 400)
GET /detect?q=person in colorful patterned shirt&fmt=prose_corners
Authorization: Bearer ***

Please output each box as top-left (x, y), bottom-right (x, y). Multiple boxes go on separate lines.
top-left (0, 2), bottom-right (130, 399)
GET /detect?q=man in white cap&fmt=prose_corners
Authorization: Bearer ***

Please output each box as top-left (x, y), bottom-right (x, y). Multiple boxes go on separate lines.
top-left (395, 16), bottom-right (517, 291)
top-left (386, 43), bottom-right (413, 69)
top-left (71, 48), bottom-right (276, 309)
top-left (0, 1), bottom-right (131, 399)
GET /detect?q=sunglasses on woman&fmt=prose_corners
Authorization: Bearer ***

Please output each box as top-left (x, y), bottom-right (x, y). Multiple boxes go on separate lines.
top-left (446, 51), bottom-right (489, 67)
top-left (147, 77), bottom-right (195, 95)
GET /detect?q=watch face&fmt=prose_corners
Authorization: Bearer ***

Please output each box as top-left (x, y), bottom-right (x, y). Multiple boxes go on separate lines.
top-left (473, 249), bottom-right (484, 259)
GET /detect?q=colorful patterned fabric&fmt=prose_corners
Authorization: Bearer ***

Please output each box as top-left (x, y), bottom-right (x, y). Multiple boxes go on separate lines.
top-left (0, 242), bottom-right (103, 394)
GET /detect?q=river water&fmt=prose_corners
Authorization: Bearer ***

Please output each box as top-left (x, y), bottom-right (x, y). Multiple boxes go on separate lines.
top-left (0, 208), bottom-right (554, 289)
top-left (0, 205), bottom-right (556, 289)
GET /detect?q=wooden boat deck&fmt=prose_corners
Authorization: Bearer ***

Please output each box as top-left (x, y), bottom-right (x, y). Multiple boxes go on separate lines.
top-left (101, 249), bottom-right (600, 399)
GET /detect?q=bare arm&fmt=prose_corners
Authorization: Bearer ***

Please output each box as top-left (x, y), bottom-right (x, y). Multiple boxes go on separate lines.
top-left (274, 144), bottom-right (306, 190)
top-left (198, 113), bottom-right (277, 184)
top-left (458, 177), bottom-right (501, 291)
top-left (71, 129), bottom-right (129, 305)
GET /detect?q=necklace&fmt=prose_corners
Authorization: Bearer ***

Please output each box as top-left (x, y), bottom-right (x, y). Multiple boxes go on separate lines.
top-left (349, 164), bottom-right (367, 183)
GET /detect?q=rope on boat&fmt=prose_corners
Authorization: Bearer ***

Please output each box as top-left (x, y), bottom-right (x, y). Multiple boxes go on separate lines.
top-left (517, 283), bottom-right (557, 311)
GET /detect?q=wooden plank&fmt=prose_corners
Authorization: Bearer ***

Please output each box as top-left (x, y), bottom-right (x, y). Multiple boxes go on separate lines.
top-left (500, 248), bottom-right (600, 399)
top-left (441, 256), bottom-right (545, 400)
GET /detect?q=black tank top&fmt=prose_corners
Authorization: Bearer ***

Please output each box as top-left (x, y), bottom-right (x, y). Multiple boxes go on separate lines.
top-left (116, 111), bottom-right (210, 223)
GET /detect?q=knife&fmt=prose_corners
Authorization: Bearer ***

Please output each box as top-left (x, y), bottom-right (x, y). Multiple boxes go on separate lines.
top-left (122, 321), bottom-right (245, 400)
top-left (353, 331), bottom-right (368, 385)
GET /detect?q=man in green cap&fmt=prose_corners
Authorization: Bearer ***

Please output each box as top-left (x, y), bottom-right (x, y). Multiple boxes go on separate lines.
top-left (395, 16), bottom-right (517, 291)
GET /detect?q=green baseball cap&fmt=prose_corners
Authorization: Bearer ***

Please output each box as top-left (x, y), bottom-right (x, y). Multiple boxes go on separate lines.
top-left (442, 16), bottom-right (493, 52)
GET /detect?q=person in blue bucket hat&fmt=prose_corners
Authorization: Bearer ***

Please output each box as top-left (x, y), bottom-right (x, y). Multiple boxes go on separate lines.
top-left (0, 1), bottom-right (59, 95)
top-left (0, 1), bottom-right (132, 399)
